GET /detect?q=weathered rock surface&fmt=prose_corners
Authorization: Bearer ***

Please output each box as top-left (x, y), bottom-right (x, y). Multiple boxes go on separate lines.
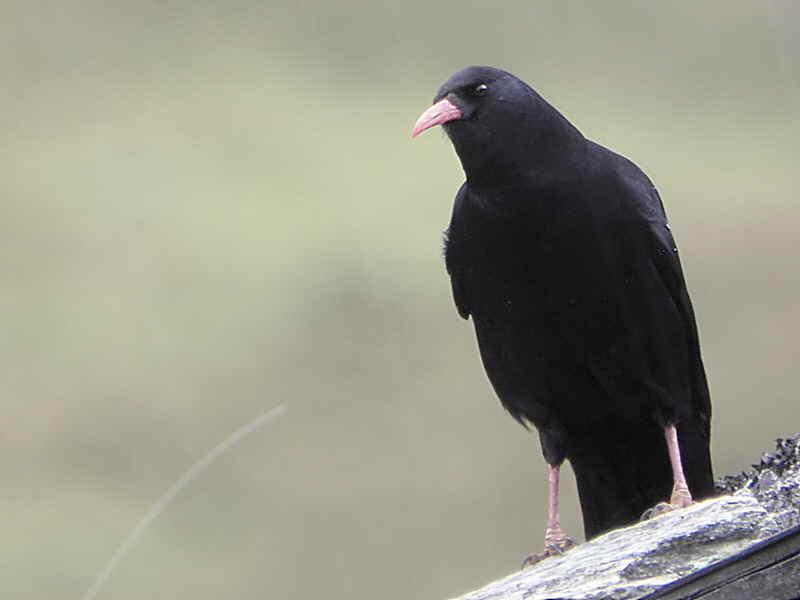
top-left (448, 435), bottom-right (800, 600)
top-left (717, 434), bottom-right (800, 533)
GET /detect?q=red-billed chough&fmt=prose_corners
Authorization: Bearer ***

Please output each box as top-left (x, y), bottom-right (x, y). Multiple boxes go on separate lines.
top-left (412, 66), bottom-right (714, 565)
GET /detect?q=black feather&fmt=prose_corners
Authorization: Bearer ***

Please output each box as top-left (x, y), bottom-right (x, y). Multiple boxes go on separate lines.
top-left (430, 66), bottom-right (714, 539)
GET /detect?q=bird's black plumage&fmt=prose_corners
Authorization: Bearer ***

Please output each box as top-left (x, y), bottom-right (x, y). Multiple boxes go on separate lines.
top-left (417, 66), bottom-right (714, 541)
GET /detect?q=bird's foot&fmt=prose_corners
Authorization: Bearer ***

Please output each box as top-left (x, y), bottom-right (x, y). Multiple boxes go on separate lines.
top-left (641, 484), bottom-right (694, 521)
top-left (521, 527), bottom-right (576, 568)
top-left (641, 502), bottom-right (675, 521)
top-left (669, 484), bottom-right (693, 508)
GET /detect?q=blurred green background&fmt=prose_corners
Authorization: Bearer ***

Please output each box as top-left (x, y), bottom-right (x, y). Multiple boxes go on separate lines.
top-left (3, 1), bottom-right (799, 599)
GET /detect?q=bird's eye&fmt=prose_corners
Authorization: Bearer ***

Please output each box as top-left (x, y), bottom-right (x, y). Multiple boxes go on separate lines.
top-left (472, 83), bottom-right (489, 96)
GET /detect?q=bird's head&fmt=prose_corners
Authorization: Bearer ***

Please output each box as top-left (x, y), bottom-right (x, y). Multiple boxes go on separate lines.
top-left (412, 66), bottom-right (583, 186)
top-left (411, 66), bottom-right (527, 139)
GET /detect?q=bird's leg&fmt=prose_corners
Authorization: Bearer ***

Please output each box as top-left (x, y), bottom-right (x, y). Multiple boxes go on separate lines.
top-left (544, 464), bottom-right (571, 546)
top-left (664, 424), bottom-right (693, 508)
top-left (522, 464), bottom-right (576, 568)
top-left (642, 424), bottom-right (693, 520)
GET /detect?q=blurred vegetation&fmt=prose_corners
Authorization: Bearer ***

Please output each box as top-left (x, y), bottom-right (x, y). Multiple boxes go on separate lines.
top-left (2, 1), bottom-right (799, 599)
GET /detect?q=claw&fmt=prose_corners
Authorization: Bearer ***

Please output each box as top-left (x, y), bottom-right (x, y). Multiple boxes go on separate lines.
top-left (641, 501), bottom-right (674, 521)
top-left (640, 486), bottom-right (694, 522)
top-left (521, 528), bottom-right (576, 568)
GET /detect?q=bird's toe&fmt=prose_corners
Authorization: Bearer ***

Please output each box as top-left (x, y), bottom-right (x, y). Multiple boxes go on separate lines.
top-left (521, 531), bottom-right (576, 568)
top-left (640, 502), bottom-right (674, 521)
top-left (641, 494), bottom-right (695, 522)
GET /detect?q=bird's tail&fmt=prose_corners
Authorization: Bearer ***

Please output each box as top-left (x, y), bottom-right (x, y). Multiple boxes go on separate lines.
top-left (678, 415), bottom-right (715, 500)
top-left (569, 416), bottom-right (712, 540)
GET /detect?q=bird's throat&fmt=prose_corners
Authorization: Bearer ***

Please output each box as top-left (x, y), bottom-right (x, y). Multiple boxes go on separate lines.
top-left (447, 117), bottom-right (585, 191)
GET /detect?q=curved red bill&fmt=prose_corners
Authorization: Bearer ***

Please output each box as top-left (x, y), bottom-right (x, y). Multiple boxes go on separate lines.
top-left (411, 97), bottom-right (462, 138)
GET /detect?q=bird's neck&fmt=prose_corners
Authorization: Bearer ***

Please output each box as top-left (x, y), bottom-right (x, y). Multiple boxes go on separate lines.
top-left (456, 107), bottom-right (586, 191)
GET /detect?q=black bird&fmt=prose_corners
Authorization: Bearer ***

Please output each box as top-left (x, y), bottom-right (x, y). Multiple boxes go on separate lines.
top-left (412, 66), bottom-right (714, 564)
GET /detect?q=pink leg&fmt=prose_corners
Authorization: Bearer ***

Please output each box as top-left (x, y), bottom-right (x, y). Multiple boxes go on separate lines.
top-left (544, 464), bottom-right (568, 543)
top-left (664, 424), bottom-right (693, 507)
top-left (523, 464), bottom-right (575, 567)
